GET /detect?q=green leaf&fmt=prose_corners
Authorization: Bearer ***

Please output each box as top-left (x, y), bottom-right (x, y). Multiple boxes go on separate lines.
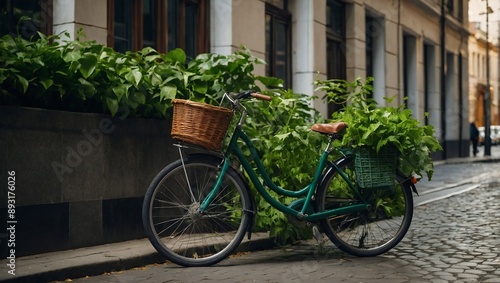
top-left (141, 46), bottom-right (157, 57)
top-left (151, 72), bottom-right (162, 86)
top-left (192, 80), bottom-right (208, 94)
top-left (275, 133), bottom-right (290, 140)
top-left (160, 84), bottom-right (177, 100)
top-left (167, 48), bottom-right (186, 64)
top-left (255, 76), bottom-right (283, 88)
top-left (15, 74), bottom-right (29, 93)
top-left (41, 79), bottom-right (53, 89)
top-left (112, 84), bottom-right (130, 101)
top-left (79, 55), bottom-right (98, 78)
top-left (183, 72), bottom-right (195, 87)
top-left (153, 102), bottom-right (168, 117)
top-left (63, 51), bottom-right (80, 62)
top-left (125, 68), bottom-right (142, 87)
top-left (131, 91), bottom-right (146, 104)
top-left (106, 97), bottom-right (119, 116)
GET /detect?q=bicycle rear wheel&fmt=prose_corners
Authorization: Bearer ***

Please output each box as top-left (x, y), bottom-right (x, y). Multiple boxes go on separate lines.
top-left (142, 154), bottom-right (252, 267)
top-left (315, 158), bottom-right (413, 257)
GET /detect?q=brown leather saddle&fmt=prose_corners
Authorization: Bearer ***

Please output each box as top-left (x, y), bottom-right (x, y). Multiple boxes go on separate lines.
top-left (310, 121), bottom-right (347, 135)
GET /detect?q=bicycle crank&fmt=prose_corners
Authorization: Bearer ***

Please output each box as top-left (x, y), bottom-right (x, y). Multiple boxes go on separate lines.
top-left (287, 198), bottom-right (315, 227)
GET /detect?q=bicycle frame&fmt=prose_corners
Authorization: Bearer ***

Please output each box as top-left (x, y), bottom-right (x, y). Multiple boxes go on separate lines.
top-left (199, 121), bottom-right (369, 222)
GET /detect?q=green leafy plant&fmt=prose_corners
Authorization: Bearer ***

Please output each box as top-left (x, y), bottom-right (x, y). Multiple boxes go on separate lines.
top-left (0, 31), bottom-right (275, 118)
top-left (0, 31), bottom-right (321, 243)
top-left (240, 89), bottom-right (325, 243)
top-left (314, 77), bottom-right (442, 180)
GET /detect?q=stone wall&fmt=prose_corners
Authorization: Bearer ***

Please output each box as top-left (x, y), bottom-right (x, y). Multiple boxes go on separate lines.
top-left (0, 106), bottom-right (177, 256)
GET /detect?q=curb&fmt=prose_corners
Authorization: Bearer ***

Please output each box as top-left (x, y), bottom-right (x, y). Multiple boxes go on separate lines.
top-left (0, 236), bottom-right (276, 283)
top-left (4, 253), bottom-right (166, 283)
top-left (433, 156), bottom-right (500, 166)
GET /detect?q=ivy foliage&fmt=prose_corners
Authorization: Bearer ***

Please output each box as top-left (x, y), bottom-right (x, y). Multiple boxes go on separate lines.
top-left (315, 77), bottom-right (442, 180)
top-left (0, 31), bottom-right (275, 118)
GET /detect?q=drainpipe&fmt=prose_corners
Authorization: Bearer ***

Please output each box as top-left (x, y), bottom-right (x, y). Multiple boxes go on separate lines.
top-left (440, 0), bottom-right (447, 159)
top-left (484, 0), bottom-right (492, 156)
top-left (459, 53), bottom-right (463, 156)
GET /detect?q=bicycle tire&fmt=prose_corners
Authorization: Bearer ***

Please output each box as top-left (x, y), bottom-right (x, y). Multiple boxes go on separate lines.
top-left (315, 157), bottom-right (413, 257)
top-left (142, 154), bottom-right (252, 267)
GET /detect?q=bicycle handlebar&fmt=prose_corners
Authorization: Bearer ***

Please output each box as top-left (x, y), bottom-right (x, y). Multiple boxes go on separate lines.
top-left (234, 90), bottom-right (271, 101)
top-left (251, 92), bottom-right (272, 101)
top-left (227, 91), bottom-right (271, 125)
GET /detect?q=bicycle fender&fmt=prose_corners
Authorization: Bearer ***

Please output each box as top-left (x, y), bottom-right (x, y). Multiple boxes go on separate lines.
top-left (186, 152), bottom-right (225, 163)
top-left (397, 171), bottom-right (419, 196)
top-left (319, 156), bottom-right (352, 188)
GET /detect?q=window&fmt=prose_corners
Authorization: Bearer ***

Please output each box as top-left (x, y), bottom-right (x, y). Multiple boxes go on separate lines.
top-left (403, 34), bottom-right (417, 113)
top-left (112, 0), bottom-right (134, 51)
top-left (403, 34), bottom-right (416, 100)
top-left (470, 52), bottom-right (474, 77)
top-left (365, 14), bottom-right (383, 79)
top-left (168, 0), bottom-right (207, 58)
top-left (366, 15), bottom-right (374, 80)
top-left (326, 0), bottom-right (346, 115)
top-left (108, 0), bottom-right (209, 58)
top-left (446, 0), bottom-right (464, 21)
top-left (265, 0), bottom-right (291, 88)
top-left (0, 0), bottom-right (52, 39)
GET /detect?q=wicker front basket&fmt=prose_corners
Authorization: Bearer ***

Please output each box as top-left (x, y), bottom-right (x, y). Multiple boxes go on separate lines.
top-left (354, 146), bottom-right (398, 189)
top-left (171, 99), bottom-right (233, 151)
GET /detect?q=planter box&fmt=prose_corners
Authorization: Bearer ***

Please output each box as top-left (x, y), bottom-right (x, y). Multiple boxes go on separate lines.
top-left (0, 106), bottom-right (177, 256)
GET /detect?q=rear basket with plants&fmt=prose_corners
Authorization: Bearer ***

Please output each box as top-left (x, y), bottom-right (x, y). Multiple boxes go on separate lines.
top-left (354, 146), bottom-right (398, 190)
top-left (170, 99), bottom-right (234, 151)
top-left (315, 77), bottom-right (442, 184)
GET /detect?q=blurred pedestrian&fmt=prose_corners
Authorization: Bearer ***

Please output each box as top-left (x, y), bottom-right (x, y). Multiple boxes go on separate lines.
top-left (470, 122), bottom-right (479, 157)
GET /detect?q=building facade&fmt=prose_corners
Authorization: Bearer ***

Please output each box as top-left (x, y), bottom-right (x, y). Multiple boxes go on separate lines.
top-left (468, 24), bottom-right (500, 127)
top-left (468, 0), bottom-right (500, 128)
top-left (1, 0), bottom-right (471, 159)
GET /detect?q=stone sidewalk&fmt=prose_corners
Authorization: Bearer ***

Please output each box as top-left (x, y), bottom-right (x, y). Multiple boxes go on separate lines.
top-left (1, 147), bottom-right (500, 283)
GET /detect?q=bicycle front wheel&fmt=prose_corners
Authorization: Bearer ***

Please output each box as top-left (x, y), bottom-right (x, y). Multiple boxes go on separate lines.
top-left (142, 154), bottom-right (252, 267)
top-left (315, 158), bottom-right (413, 257)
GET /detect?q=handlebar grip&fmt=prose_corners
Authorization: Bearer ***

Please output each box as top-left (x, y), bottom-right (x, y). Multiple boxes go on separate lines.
top-left (251, 93), bottom-right (272, 101)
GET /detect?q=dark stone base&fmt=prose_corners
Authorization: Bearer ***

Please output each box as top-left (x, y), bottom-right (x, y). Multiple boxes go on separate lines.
top-left (0, 106), bottom-right (175, 256)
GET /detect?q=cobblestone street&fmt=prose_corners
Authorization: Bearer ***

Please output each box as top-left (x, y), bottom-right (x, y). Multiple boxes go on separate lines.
top-left (390, 184), bottom-right (500, 283)
top-left (64, 176), bottom-right (500, 283)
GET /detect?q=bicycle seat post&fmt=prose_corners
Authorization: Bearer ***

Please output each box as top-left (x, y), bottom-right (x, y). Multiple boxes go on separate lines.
top-left (324, 133), bottom-right (341, 152)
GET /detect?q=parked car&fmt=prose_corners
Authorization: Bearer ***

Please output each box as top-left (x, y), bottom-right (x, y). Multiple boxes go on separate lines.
top-left (478, 125), bottom-right (500, 145)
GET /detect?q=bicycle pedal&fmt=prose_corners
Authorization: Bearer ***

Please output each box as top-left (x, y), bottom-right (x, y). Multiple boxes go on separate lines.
top-left (312, 225), bottom-right (323, 243)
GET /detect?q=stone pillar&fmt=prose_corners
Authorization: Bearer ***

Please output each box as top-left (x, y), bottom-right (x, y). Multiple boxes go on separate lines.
top-left (210, 0), bottom-right (233, 55)
top-left (345, 2), bottom-right (366, 82)
top-left (291, 0), bottom-right (326, 115)
top-left (53, 0), bottom-right (107, 44)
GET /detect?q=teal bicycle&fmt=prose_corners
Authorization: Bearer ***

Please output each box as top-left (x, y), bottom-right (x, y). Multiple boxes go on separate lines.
top-left (142, 91), bottom-right (417, 267)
